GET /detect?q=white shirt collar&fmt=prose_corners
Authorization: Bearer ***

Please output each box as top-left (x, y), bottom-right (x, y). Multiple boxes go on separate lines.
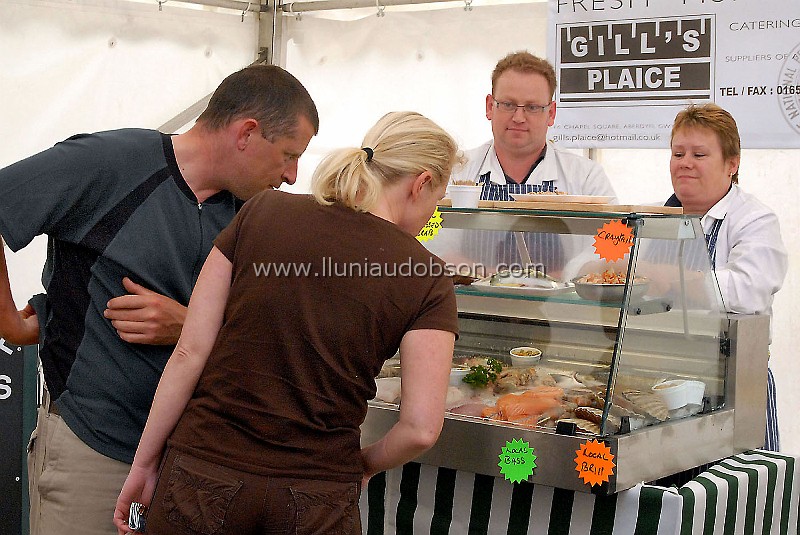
top-left (478, 141), bottom-right (549, 185)
top-left (701, 184), bottom-right (738, 231)
top-left (478, 141), bottom-right (502, 183)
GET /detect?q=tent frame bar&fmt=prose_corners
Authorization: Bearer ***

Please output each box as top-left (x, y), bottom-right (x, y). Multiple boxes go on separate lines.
top-left (164, 0), bottom-right (266, 12)
top-left (280, 0), bottom-right (457, 14)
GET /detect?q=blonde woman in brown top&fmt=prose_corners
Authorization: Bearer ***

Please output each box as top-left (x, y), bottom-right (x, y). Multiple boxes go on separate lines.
top-left (113, 112), bottom-right (461, 535)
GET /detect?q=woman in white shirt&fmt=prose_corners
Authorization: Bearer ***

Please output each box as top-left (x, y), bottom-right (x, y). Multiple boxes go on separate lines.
top-left (665, 103), bottom-right (788, 451)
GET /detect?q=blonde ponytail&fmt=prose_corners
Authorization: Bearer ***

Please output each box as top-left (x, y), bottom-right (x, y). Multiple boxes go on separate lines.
top-left (312, 112), bottom-right (460, 211)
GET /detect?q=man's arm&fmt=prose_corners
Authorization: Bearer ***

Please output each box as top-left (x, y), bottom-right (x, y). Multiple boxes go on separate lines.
top-left (104, 277), bottom-right (187, 345)
top-left (0, 238), bottom-right (39, 345)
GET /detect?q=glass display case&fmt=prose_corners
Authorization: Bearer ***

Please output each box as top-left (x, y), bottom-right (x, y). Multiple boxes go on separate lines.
top-left (363, 204), bottom-right (770, 494)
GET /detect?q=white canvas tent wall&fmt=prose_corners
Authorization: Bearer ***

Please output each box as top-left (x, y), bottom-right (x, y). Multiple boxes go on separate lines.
top-left (2, 0), bottom-right (798, 452)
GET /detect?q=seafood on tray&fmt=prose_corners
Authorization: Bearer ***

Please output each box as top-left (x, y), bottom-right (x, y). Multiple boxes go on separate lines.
top-left (372, 356), bottom-right (677, 436)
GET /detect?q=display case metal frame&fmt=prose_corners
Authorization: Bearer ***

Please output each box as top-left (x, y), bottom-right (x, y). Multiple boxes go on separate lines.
top-left (363, 312), bottom-right (767, 494)
top-left (362, 207), bottom-right (770, 494)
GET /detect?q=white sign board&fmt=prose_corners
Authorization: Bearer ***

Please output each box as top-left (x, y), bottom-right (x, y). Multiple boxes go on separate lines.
top-left (547, 0), bottom-right (800, 148)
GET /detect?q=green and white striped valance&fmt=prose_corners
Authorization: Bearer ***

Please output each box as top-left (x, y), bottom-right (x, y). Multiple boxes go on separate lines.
top-left (360, 450), bottom-right (799, 534)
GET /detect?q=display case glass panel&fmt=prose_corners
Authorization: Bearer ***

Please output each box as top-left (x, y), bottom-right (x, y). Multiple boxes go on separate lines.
top-left (386, 207), bottom-right (727, 437)
top-left (366, 205), bottom-right (768, 493)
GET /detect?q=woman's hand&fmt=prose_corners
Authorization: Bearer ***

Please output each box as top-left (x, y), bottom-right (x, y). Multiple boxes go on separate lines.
top-left (0, 303), bottom-right (39, 346)
top-left (113, 464), bottom-right (159, 534)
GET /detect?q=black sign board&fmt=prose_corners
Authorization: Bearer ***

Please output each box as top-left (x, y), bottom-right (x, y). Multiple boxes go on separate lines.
top-left (0, 341), bottom-right (37, 535)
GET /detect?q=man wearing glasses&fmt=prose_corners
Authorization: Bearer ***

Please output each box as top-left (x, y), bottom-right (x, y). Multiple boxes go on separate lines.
top-left (454, 51), bottom-right (616, 200)
top-left (447, 51), bottom-right (617, 276)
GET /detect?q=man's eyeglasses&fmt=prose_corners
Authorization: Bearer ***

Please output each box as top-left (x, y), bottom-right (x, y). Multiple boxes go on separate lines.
top-left (492, 97), bottom-right (552, 115)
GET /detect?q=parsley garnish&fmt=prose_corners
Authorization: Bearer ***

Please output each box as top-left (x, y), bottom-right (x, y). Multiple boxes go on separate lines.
top-left (463, 358), bottom-right (504, 387)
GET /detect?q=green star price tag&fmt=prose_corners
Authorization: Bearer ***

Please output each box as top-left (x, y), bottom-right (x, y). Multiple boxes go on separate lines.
top-left (498, 438), bottom-right (537, 483)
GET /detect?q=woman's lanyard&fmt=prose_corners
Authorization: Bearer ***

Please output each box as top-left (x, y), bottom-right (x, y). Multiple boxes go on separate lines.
top-left (705, 217), bottom-right (724, 269)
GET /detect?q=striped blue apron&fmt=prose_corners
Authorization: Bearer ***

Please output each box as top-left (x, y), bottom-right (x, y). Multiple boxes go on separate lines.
top-left (704, 218), bottom-right (779, 451)
top-left (468, 172), bottom-right (564, 274)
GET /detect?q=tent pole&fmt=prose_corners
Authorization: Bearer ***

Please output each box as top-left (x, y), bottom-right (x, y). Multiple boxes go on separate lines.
top-left (158, 97), bottom-right (213, 133)
top-left (259, 0), bottom-right (281, 66)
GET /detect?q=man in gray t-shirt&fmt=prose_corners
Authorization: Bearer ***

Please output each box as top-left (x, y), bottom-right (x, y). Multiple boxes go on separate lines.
top-left (0, 65), bottom-right (318, 535)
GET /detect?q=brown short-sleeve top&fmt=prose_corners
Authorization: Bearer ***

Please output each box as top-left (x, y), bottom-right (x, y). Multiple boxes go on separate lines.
top-left (168, 190), bottom-right (458, 482)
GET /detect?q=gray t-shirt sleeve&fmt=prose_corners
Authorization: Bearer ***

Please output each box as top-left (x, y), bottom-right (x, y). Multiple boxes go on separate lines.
top-left (0, 132), bottom-right (156, 251)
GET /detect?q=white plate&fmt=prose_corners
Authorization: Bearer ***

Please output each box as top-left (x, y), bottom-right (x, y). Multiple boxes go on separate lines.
top-left (470, 278), bottom-right (575, 297)
top-left (510, 194), bottom-right (614, 204)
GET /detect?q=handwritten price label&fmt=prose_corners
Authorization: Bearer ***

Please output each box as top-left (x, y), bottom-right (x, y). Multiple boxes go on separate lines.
top-left (593, 219), bottom-right (633, 262)
top-left (498, 438), bottom-right (537, 483)
top-left (417, 209), bottom-right (443, 243)
top-left (575, 440), bottom-right (615, 487)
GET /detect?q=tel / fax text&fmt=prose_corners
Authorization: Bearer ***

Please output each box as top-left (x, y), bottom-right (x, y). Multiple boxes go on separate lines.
top-left (720, 86), bottom-right (800, 96)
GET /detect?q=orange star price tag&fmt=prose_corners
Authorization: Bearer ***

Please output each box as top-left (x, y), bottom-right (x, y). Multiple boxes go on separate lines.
top-left (575, 440), bottom-right (615, 487)
top-left (592, 220), bottom-right (633, 262)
